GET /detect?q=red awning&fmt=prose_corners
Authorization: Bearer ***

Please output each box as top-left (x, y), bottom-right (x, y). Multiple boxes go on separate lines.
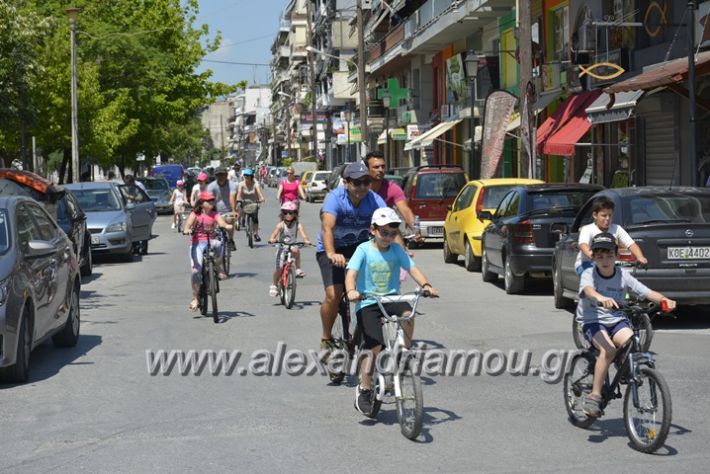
top-left (536, 90), bottom-right (602, 155)
top-left (543, 115), bottom-right (592, 156)
top-left (605, 51), bottom-right (710, 94)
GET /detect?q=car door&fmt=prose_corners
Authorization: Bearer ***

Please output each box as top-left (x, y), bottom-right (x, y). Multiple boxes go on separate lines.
top-left (119, 185), bottom-right (155, 243)
top-left (447, 184), bottom-right (477, 254)
top-left (485, 191), bottom-right (514, 268)
top-left (65, 191), bottom-right (87, 260)
top-left (560, 200), bottom-right (595, 292)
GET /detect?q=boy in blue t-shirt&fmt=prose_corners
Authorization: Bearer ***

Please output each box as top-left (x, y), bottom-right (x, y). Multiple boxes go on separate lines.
top-left (576, 232), bottom-right (675, 418)
top-left (345, 207), bottom-right (439, 415)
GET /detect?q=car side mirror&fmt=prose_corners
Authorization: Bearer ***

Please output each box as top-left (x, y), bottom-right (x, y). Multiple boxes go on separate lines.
top-left (26, 240), bottom-right (57, 258)
top-left (477, 210), bottom-right (493, 221)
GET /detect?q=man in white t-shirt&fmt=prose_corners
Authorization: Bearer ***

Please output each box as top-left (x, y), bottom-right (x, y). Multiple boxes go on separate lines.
top-left (575, 196), bottom-right (647, 275)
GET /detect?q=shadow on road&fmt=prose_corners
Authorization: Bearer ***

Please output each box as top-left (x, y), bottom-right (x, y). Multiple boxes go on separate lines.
top-left (80, 271), bottom-right (103, 284)
top-left (358, 404), bottom-right (461, 443)
top-left (488, 278), bottom-right (554, 296)
top-left (81, 289), bottom-right (121, 310)
top-left (188, 311), bottom-right (256, 323)
top-left (583, 417), bottom-right (689, 455)
top-left (0, 334), bottom-right (103, 388)
top-left (276, 300), bottom-right (321, 310)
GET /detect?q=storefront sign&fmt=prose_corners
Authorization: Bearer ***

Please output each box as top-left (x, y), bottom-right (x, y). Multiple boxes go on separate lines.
top-left (349, 126), bottom-right (362, 143)
top-left (480, 90), bottom-right (518, 179)
top-left (446, 53), bottom-right (468, 104)
top-left (406, 125), bottom-right (421, 141)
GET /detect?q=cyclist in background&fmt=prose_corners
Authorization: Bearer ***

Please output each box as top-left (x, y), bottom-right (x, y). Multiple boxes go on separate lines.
top-left (277, 166), bottom-right (306, 206)
top-left (169, 180), bottom-right (187, 229)
top-left (267, 200), bottom-right (312, 297)
top-left (233, 168), bottom-right (266, 241)
top-left (190, 172), bottom-right (209, 208)
top-left (207, 167), bottom-right (238, 251)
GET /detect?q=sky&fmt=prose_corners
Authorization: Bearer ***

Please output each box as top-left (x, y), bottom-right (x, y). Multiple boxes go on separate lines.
top-left (195, 0), bottom-right (284, 87)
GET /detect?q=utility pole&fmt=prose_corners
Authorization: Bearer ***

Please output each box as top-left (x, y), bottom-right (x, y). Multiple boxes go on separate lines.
top-left (220, 112), bottom-right (226, 160)
top-left (307, 1), bottom-right (318, 163)
top-left (67, 7), bottom-right (81, 183)
top-left (356, 0), bottom-right (368, 158)
top-left (518, 0), bottom-right (534, 179)
top-left (688, 0), bottom-right (698, 186)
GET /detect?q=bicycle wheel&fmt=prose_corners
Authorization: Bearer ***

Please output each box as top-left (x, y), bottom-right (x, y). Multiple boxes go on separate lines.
top-left (327, 308), bottom-right (347, 384)
top-left (623, 366), bottom-right (672, 453)
top-left (572, 318), bottom-right (591, 350)
top-left (222, 243), bottom-right (231, 276)
top-left (207, 260), bottom-right (219, 323)
top-left (199, 276), bottom-right (208, 316)
top-left (396, 359), bottom-right (423, 440)
top-left (247, 217), bottom-right (254, 248)
top-left (638, 313), bottom-right (654, 352)
top-left (284, 266), bottom-right (296, 309)
top-left (366, 374), bottom-right (384, 419)
top-left (564, 353), bottom-right (596, 428)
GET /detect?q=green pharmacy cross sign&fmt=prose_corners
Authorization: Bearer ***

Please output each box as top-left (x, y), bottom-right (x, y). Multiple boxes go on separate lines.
top-left (377, 78), bottom-right (409, 109)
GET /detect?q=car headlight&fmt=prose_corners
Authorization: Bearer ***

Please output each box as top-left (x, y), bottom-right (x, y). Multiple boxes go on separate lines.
top-left (105, 221), bottom-right (127, 233)
top-left (0, 277), bottom-right (9, 307)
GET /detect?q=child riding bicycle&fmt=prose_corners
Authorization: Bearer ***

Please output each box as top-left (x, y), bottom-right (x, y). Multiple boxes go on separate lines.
top-left (183, 191), bottom-right (233, 312)
top-left (169, 180), bottom-right (187, 229)
top-left (576, 232), bottom-right (675, 417)
top-left (267, 200), bottom-right (312, 297)
top-left (345, 207), bottom-right (438, 415)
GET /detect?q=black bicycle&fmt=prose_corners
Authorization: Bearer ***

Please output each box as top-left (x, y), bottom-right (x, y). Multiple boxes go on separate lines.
top-left (326, 292), bottom-right (360, 385)
top-left (241, 201), bottom-right (259, 248)
top-left (564, 300), bottom-right (673, 453)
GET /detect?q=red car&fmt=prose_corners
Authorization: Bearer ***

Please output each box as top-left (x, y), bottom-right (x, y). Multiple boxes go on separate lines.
top-left (402, 165), bottom-right (468, 241)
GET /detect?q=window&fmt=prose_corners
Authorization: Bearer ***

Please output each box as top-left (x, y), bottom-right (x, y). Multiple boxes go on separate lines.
top-left (483, 185), bottom-right (518, 210)
top-left (495, 192), bottom-right (514, 218)
top-left (0, 209), bottom-right (9, 254)
top-left (551, 5), bottom-right (569, 62)
top-left (28, 204), bottom-right (57, 241)
top-left (453, 185), bottom-right (476, 212)
top-left (414, 173), bottom-right (467, 199)
top-left (16, 206), bottom-right (38, 248)
top-left (507, 192), bottom-right (521, 217)
top-left (623, 194), bottom-right (710, 225)
top-left (73, 188), bottom-right (122, 212)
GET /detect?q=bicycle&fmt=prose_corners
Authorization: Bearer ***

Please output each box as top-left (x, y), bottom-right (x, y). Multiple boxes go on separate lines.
top-left (189, 226), bottom-right (225, 323)
top-left (326, 292), bottom-right (359, 385)
top-left (240, 201), bottom-right (259, 248)
top-left (353, 289), bottom-right (433, 440)
top-left (564, 300), bottom-right (674, 453)
top-left (270, 241), bottom-right (311, 309)
top-left (218, 215), bottom-right (232, 276)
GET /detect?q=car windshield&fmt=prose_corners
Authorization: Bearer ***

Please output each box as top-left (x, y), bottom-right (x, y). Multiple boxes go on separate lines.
top-left (72, 188), bottom-right (122, 212)
top-left (624, 193), bottom-right (710, 225)
top-left (139, 179), bottom-right (169, 191)
top-left (483, 186), bottom-right (518, 209)
top-left (0, 209), bottom-right (9, 254)
top-left (415, 173), bottom-right (466, 199)
top-left (314, 172), bottom-right (330, 181)
top-left (527, 190), bottom-right (597, 213)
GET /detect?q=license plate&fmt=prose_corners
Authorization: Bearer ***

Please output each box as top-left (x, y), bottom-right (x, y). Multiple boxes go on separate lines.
top-left (428, 226), bottom-right (443, 236)
top-left (91, 235), bottom-right (100, 245)
top-left (667, 246), bottom-right (710, 259)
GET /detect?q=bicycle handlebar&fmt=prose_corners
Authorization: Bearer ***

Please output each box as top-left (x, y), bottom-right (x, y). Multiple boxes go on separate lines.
top-left (595, 299), bottom-right (675, 319)
top-left (269, 240), bottom-right (313, 248)
top-left (355, 289), bottom-right (435, 322)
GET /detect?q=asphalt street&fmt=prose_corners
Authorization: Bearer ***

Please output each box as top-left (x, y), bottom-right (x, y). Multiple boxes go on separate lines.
top-left (2, 185), bottom-right (710, 473)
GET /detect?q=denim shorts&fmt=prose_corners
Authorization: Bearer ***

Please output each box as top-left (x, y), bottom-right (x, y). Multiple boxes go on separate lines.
top-left (583, 320), bottom-right (631, 344)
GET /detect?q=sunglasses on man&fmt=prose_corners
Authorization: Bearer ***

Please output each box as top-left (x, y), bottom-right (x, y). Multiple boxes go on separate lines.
top-left (348, 178), bottom-right (371, 187)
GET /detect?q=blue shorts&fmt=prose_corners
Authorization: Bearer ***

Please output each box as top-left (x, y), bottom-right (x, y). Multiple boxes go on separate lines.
top-left (582, 320), bottom-right (631, 345)
top-left (575, 261), bottom-right (594, 276)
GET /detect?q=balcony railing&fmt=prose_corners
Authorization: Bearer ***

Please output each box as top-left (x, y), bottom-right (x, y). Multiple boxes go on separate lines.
top-left (367, 24), bottom-right (405, 62)
top-left (404, 0), bottom-right (457, 38)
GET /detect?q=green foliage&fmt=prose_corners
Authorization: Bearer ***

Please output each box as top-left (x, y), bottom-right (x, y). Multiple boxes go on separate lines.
top-left (0, 0), bottom-right (242, 176)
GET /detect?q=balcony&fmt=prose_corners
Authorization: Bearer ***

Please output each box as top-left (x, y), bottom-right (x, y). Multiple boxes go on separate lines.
top-left (279, 19), bottom-right (291, 34)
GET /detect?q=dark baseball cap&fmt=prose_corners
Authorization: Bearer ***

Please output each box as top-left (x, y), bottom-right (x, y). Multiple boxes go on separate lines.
top-left (591, 232), bottom-right (617, 251)
top-left (343, 162), bottom-right (369, 180)
top-left (215, 166), bottom-right (228, 175)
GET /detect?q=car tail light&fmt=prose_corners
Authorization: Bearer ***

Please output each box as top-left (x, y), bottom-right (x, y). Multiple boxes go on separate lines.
top-left (617, 247), bottom-right (636, 264)
top-left (475, 187), bottom-right (486, 220)
top-left (512, 220), bottom-right (535, 244)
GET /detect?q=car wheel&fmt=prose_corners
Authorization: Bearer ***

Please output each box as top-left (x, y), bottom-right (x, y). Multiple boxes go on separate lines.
top-left (443, 233), bottom-right (457, 264)
top-left (504, 257), bottom-right (524, 294)
top-left (0, 307), bottom-right (31, 383)
top-left (122, 245), bottom-right (134, 262)
top-left (80, 237), bottom-right (92, 277)
top-left (140, 240), bottom-right (149, 255)
top-left (481, 247), bottom-right (497, 282)
top-left (53, 282), bottom-right (80, 347)
top-left (464, 239), bottom-right (482, 272)
top-left (553, 261), bottom-right (572, 309)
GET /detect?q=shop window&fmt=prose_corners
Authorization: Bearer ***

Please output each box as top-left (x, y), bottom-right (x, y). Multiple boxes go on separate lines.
top-left (550, 5), bottom-right (569, 62)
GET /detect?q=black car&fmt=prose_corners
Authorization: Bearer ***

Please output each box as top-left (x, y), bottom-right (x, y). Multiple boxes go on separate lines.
top-left (480, 183), bottom-right (602, 294)
top-left (0, 172), bottom-right (92, 277)
top-left (552, 186), bottom-right (710, 308)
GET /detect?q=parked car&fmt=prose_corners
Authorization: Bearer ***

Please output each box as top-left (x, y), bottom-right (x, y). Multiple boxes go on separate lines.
top-left (443, 178), bottom-right (543, 271)
top-left (65, 182), bottom-right (156, 260)
top-left (0, 195), bottom-right (81, 383)
top-left (300, 170), bottom-right (315, 190)
top-left (0, 170), bottom-right (92, 277)
top-left (304, 171), bottom-right (331, 202)
top-left (552, 186), bottom-right (710, 307)
top-left (403, 165), bottom-right (468, 241)
top-left (136, 176), bottom-right (172, 214)
top-left (150, 164), bottom-right (184, 188)
top-left (479, 184), bottom-right (602, 294)
top-left (384, 174), bottom-right (404, 188)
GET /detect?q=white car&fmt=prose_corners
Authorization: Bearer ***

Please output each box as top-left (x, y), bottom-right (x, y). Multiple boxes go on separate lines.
top-left (304, 171), bottom-right (331, 202)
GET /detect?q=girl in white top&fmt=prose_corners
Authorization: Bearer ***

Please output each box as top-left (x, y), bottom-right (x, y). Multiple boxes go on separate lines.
top-left (267, 200), bottom-right (312, 297)
top-left (575, 196), bottom-right (647, 274)
top-left (169, 180), bottom-right (187, 229)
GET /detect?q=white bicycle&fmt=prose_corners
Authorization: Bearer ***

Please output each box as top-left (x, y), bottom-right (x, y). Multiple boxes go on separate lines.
top-left (354, 289), bottom-right (434, 440)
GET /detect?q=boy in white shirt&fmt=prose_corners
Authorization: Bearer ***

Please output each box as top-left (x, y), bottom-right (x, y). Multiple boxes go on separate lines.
top-left (575, 196), bottom-right (647, 275)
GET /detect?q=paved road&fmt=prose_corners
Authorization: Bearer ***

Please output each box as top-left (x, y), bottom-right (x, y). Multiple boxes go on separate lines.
top-left (2, 186), bottom-right (710, 473)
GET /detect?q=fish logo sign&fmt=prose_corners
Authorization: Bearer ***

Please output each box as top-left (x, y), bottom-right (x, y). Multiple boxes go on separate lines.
top-left (644, 0), bottom-right (668, 38)
top-left (578, 62), bottom-right (626, 81)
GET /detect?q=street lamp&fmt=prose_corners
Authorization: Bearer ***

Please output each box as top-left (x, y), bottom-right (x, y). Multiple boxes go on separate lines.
top-left (465, 50), bottom-right (481, 180)
top-left (66, 7), bottom-right (81, 183)
top-left (382, 95), bottom-right (391, 168)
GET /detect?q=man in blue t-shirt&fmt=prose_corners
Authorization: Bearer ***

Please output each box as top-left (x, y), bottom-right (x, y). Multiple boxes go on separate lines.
top-left (317, 162), bottom-right (386, 356)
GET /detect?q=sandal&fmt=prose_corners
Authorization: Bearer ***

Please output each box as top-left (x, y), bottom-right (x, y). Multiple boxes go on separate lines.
top-left (583, 394), bottom-right (602, 418)
top-left (218, 272), bottom-right (228, 280)
top-left (296, 269), bottom-right (305, 278)
top-left (189, 299), bottom-right (199, 312)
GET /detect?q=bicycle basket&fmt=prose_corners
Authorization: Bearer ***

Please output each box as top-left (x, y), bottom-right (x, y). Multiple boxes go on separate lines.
top-left (243, 202), bottom-right (258, 214)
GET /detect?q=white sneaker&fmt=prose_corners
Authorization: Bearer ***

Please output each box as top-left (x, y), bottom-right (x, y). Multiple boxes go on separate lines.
top-left (171, 223), bottom-right (176, 229)
top-left (269, 285), bottom-right (278, 297)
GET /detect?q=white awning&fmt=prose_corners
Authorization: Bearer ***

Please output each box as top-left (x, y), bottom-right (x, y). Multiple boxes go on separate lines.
top-left (585, 90), bottom-right (645, 124)
top-left (377, 129), bottom-right (387, 145)
top-left (404, 119), bottom-right (462, 151)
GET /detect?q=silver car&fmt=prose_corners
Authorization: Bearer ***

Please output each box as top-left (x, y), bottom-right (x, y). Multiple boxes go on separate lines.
top-left (304, 171), bottom-right (331, 202)
top-left (65, 182), bottom-right (156, 260)
top-left (0, 196), bottom-right (81, 383)
top-left (137, 176), bottom-right (173, 214)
